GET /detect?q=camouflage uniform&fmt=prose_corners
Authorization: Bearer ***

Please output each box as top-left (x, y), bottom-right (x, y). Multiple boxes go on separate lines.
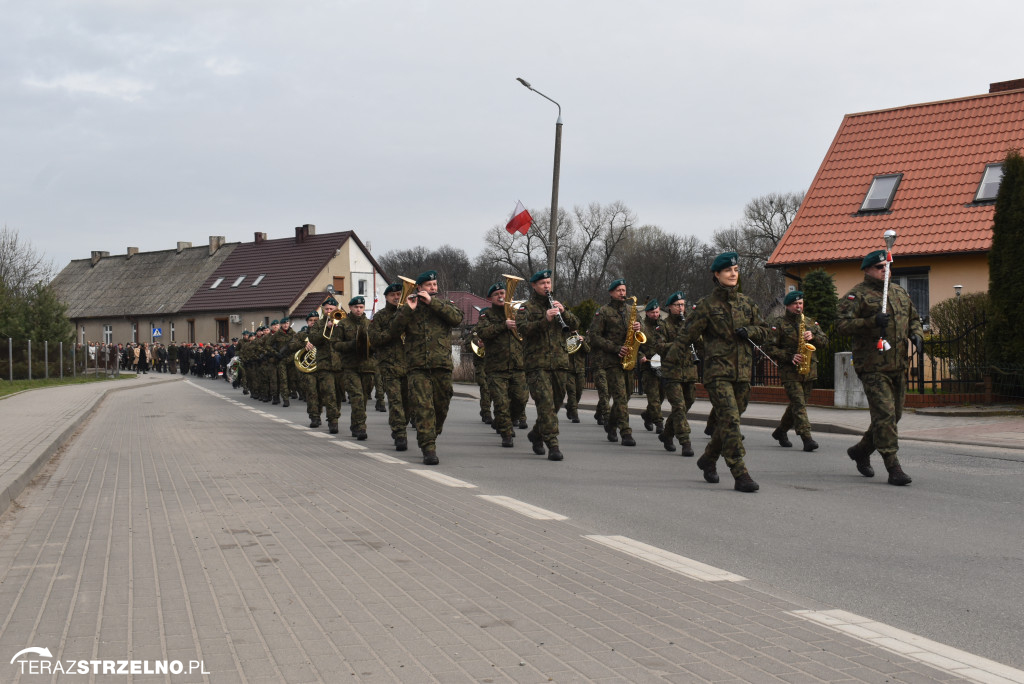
top-left (369, 302), bottom-right (409, 444)
top-left (837, 274), bottom-right (924, 471)
top-left (682, 283), bottom-right (769, 478)
top-left (564, 337), bottom-right (590, 421)
top-left (639, 315), bottom-right (665, 431)
top-left (656, 312), bottom-right (699, 452)
top-left (766, 311), bottom-right (828, 440)
top-left (516, 290), bottom-right (579, 454)
top-left (390, 295), bottom-right (464, 454)
top-left (270, 326), bottom-right (296, 405)
top-left (335, 314), bottom-right (376, 434)
top-left (291, 326), bottom-right (319, 420)
top-left (462, 327), bottom-right (493, 422)
top-left (308, 318), bottom-right (343, 426)
top-left (588, 298), bottom-right (636, 439)
top-left (476, 304), bottom-right (528, 443)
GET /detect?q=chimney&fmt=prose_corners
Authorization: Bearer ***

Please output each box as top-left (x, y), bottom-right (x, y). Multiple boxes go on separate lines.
top-left (305, 223), bottom-right (315, 236)
top-left (127, 246), bottom-right (139, 259)
top-left (990, 78), bottom-right (1024, 93)
top-left (209, 235), bottom-right (225, 256)
top-left (254, 232), bottom-right (267, 245)
top-left (90, 251), bottom-right (110, 267)
top-left (176, 241), bottom-right (192, 253)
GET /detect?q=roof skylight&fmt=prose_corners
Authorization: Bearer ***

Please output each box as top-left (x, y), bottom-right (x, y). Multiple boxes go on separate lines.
top-left (975, 163), bottom-right (1003, 202)
top-left (210, 277), bottom-right (224, 289)
top-left (860, 174), bottom-right (902, 212)
top-left (251, 274), bottom-right (266, 286)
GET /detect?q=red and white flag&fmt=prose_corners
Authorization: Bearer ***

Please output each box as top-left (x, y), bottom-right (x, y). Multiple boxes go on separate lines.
top-left (505, 200), bottom-right (532, 236)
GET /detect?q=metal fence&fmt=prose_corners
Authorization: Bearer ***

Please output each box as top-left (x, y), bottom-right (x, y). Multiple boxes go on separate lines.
top-left (1, 339), bottom-right (122, 381)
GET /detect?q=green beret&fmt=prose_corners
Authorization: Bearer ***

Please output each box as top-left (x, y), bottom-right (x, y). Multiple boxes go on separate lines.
top-left (861, 249), bottom-right (888, 270)
top-left (608, 278), bottom-right (626, 291)
top-left (711, 252), bottom-right (739, 272)
top-left (323, 296), bottom-right (339, 307)
top-left (300, 326), bottom-right (308, 332)
top-left (270, 319), bottom-right (279, 326)
top-left (416, 270), bottom-right (438, 285)
top-left (242, 330), bottom-right (251, 336)
top-left (665, 291), bottom-right (684, 306)
top-left (487, 283), bottom-right (504, 297)
top-left (644, 298), bottom-right (659, 312)
top-left (783, 290), bottom-right (804, 306)
top-left (530, 269), bottom-right (551, 283)
top-left (384, 282), bottom-right (402, 295)
top-left (349, 296), bottom-right (365, 307)
top-left (307, 311), bottom-right (319, 320)
top-left (279, 317), bottom-right (290, 324)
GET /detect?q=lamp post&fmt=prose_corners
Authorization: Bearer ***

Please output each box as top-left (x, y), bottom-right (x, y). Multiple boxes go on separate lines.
top-left (516, 77), bottom-right (562, 282)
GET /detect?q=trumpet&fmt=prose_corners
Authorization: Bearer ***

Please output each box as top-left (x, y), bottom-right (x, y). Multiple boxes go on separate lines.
top-left (548, 293), bottom-right (584, 354)
top-left (323, 308), bottom-right (346, 340)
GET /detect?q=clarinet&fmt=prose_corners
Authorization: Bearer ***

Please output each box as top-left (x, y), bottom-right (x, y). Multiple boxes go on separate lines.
top-left (548, 293), bottom-right (571, 332)
top-left (680, 307), bottom-right (700, 362)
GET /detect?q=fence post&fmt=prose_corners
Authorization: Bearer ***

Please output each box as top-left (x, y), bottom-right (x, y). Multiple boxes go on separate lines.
top-left (27, 339), bottom-right (32, 381)
top-left (7, 338), bottom-right (11, 381)
top-left (59, 342), bottom-right (63, 379)
top-left (44, 341), bottom-right (49, 380)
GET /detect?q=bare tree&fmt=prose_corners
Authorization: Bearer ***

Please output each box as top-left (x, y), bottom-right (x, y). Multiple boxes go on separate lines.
top-left (738, 191), bottom-right (804, 268)
top-left (610, 225), bottom-right (706, 306)
top-left (0, 225), bottom-right (56, 297)
top-left (377, 245), bottom-right (472, 295)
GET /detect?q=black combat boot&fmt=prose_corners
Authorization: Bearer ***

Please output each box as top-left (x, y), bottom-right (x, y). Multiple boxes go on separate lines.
top-left (660, 432), bottom-right (677, 452)
top-left (642, 412), bottom-right (654, 431)
top-left (422, 450), bottom-right (439, 466)
top-left (328, 421), bottom-right (338, 434)
top-left (887, 464), bottom-right (912, 486)
top-left (282, 397), bottom-right (290, 407)
top-left (606, 426), bottom-right (618, 442)
top-left (309, 418), bottom-right (321, 428)
top-left (527, 429), bottom-right (545, 455)
top-left (376, 402), bottom-right (386, 412)
top-left (395, 436), bottom-right (408, 452)
top-left (696, 454), bottom-right (720, 484)
top-left (847, 443), bottom-right (875, 477)
top-left (547, 447), bottom-right (564, 461)
top-left (734, 472), bottom-right (760, 493)
top-left (501, 434), bottom-right (514, 448)
top-left (800, 434), bottom-right (819, 452)
top-left (621, 433), bottom-right (636, 447)
top-left (352, 429), bottom-right (367, 441)
top-left (272, 395), bottom-right (280, 405)
top-left (596, 413), bottom-right (605, 426)
top-left (704, 422), bottom-right (714, 436)
top-left (771, 426), bottom-right (792, 447)
top-left (482, 414), bottom-right (492, 424)
top-left (517, 418), bottom-right (528, 429)
top-left (655, 421), bottom-right (664, 435)
top-left (680, 439), bottom-right (694, 457)
top-left (242, 388), bottom-right (249, 395)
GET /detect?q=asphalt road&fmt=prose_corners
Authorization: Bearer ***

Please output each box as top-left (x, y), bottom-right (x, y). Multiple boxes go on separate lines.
top-left (204, 381), bottom-right (1024, 670)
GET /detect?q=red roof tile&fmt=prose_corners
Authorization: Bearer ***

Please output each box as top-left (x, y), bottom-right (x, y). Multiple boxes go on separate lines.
top-left (769, 87), bottom-right (1024, 266)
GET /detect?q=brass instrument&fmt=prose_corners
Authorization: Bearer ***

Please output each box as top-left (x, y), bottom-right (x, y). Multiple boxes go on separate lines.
top-left (548, 293), bottom-right (584, 354)
top-left (621, 296), bottom-right (647, 370)
top-left (501, 273), bottom-right (524, 341)
top-left (397, 276), bottom-right (418, 343)
top-left (293, 304), bottom-right (347, 372)
top-left (323, 308), bottom-right (346, 340)
top-left (470, 338), bottom-right (485, 357)
top-left (797, 313), bottom-right (816, 376)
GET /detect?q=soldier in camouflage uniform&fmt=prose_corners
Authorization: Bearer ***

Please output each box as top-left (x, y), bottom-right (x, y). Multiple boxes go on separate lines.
top-left (369, 283), bottom-right (410, 451)
top-left (373, 370), bottom-right (387, 412)
top-left (462, 325), bottom-right (493, 424)
top-left (252, 326), bottom-right (271, 401)
top-left (586, 332), bottom-right (610, 426)
top-left (656, 292), bottom-right (698, 457)
top-left (766, 291), bottom-right (829, 452)
top-left (476, 282), bottom-right (529, 449)
top-left (588, 279), bottom-right (641, 447)
top-left (837, 249), bottom-right (924, 486)
top-left (564, 335), bottom-right (590, 423)
top-left (515, 270), bottom-right (579, 461)
top-left (390, 270), bottom-right (464, 465)
top-left (308, 297), bottom-right (344, 433)
top-left (293, 313), bottom-right (321, 423)
top-left (265, 320), bottom-right (283, 403)
top-left (335, 296), bottom-right (376, 440)
top-left (638, 299), bottom-right (665, 434)
top-left (270, 318), bottom-right (295, 407)
top-left (680, 252), bottom-right (769, 493)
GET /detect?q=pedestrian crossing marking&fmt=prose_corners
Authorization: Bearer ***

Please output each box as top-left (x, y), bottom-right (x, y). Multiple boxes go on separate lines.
top-left (583, 535), bottom-right (747, 582)
top-left (476, 495), bottom-right (567, 520)
top-left (407, 470), bottom-right (477, 488)
top-left (790, 609), bottom-right (1024, 683)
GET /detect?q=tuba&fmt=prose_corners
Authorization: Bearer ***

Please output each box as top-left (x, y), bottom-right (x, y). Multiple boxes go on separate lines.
top-left (797, 313), bottom-right (816, 376)
top-left (501, 274), bottom-right (524, 341)
top-left (621, 296), bottom-right (647, 370)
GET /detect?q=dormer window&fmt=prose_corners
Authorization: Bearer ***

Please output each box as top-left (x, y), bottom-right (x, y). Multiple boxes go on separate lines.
top-left (210, 277), bottom-right (224, 289)
top-left (860, 174), bottom-right (902, 212)
top-left (974, 163), bottom-right (1003, 202)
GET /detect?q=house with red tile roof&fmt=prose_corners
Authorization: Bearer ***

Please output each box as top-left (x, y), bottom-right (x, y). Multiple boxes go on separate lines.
top-left (767, 78), bottom-right (1024, 325)
top-left (52, 226), bottom-right (389, 345)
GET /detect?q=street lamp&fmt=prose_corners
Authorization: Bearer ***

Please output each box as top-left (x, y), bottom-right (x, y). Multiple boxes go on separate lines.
top-left (516, 77), bottom-right (562, 282)
top-left (954, 284), bottom-right (963, 297)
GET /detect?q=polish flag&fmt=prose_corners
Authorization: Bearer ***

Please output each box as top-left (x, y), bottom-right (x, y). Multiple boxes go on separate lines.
top-left (505, 201), bottom-right (532, 236)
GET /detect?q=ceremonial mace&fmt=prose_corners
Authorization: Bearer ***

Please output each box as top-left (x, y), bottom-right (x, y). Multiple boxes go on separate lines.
top-left (878, 229), bottom-right (897, 352)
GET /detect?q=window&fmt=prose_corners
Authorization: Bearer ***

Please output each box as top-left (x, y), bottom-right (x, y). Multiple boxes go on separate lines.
top-left (893, 269), bottom-right (930, 326)
top-left (860, 173), bottom-right (902, 211)
top-left (358, 279), bottom-right (367, 295)
top-left (251, 274), bottom-right (266, 286)
top-left (333, 276), bottom-right (345, 294)
top-left (974, 163), bottom-right (1003, 202)
top-left (170, 322), bottom-right (175, 342)
top-left (231, 275), bottom-right (246, 287)
top-left (132, 322), bottom-right (138, 344)
top-left (210, 277), bottom-right (224, 288)
top-left (103, 325), bottom-right (113, 344)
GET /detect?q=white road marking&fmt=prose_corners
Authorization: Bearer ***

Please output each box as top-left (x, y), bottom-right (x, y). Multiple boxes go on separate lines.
top-left (476, 495), bottom-right (567, 520)
top-left (361, 452), bottom-right (405, 464)
top-left (583, 535), bottom-right (747, 582)
top-left (270, 418), bottom-right (291, 423)
top-left (790, 609), bottom-right (1024, 684)
top-left (305, 432), bottom-right (333, 439)
top-left (407, 470), bottom-right (477, 488)
top-left (336, 442), bottom-right (367, 451)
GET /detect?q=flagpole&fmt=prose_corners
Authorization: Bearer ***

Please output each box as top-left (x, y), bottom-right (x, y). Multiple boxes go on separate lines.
top-left (517, 77), bottom-right (562, 287)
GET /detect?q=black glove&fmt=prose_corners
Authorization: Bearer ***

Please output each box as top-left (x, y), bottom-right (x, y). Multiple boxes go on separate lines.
top-left (875, 312), bottom-right (889, 329)
top-left (911, 333), bottom-right (924, 355)
top-left (734, 327), bottom-right (749, 341)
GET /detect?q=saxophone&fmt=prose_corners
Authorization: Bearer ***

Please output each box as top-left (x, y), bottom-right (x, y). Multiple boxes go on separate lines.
top-left (797, 313), bottom-right (816, 376)
top-left (621, 296), bottom-right (647, 370)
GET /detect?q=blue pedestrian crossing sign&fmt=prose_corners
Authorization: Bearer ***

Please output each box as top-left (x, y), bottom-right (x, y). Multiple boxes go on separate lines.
top-left (152, 328), bottom-right (162, 338)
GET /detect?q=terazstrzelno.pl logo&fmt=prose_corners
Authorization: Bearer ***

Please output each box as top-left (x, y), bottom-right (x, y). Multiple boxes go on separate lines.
top-left (10, 647), bottom-right (208, 676)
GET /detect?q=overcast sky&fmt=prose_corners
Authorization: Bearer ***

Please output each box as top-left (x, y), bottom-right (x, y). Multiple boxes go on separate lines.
top-left (3, 0), bottom-right (1022, 272)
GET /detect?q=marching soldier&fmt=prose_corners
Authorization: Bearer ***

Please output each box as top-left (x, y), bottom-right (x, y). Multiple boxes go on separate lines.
top-left (639, 298), bottom-right (665, 434)
top-left (293, 312), bottom-right (321, 423)
top-left (837, 250), bottom-right (924, 486)
top-left (587, 329), bottom-right (610, 426)
top-left (564, 335), bottom-right (590, 423)
top-left (656, 292), bottom-right (698, 457)
top-left (270, 317), bottom-right (295, 407)
top-left (335, 296), bottom-right (375, 440)
top-left (766, 291), bottom-right (829, 452)
top-left (515, 270), bottom-right (579, 461)
top-left (462, 325), bottom-right (493, 424)
top-left (308, 297), bottom-right (344, 433)
top-left (681, 252), bottom-right (769, 493)
top-left (369, 283), bottom-right (410, 451)
top-left (476, 282), bottom-right (529, 449)
top-left (390, 270), bottom-right (464, 465)
top-left (588, 279), bottom-right (641, 447)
